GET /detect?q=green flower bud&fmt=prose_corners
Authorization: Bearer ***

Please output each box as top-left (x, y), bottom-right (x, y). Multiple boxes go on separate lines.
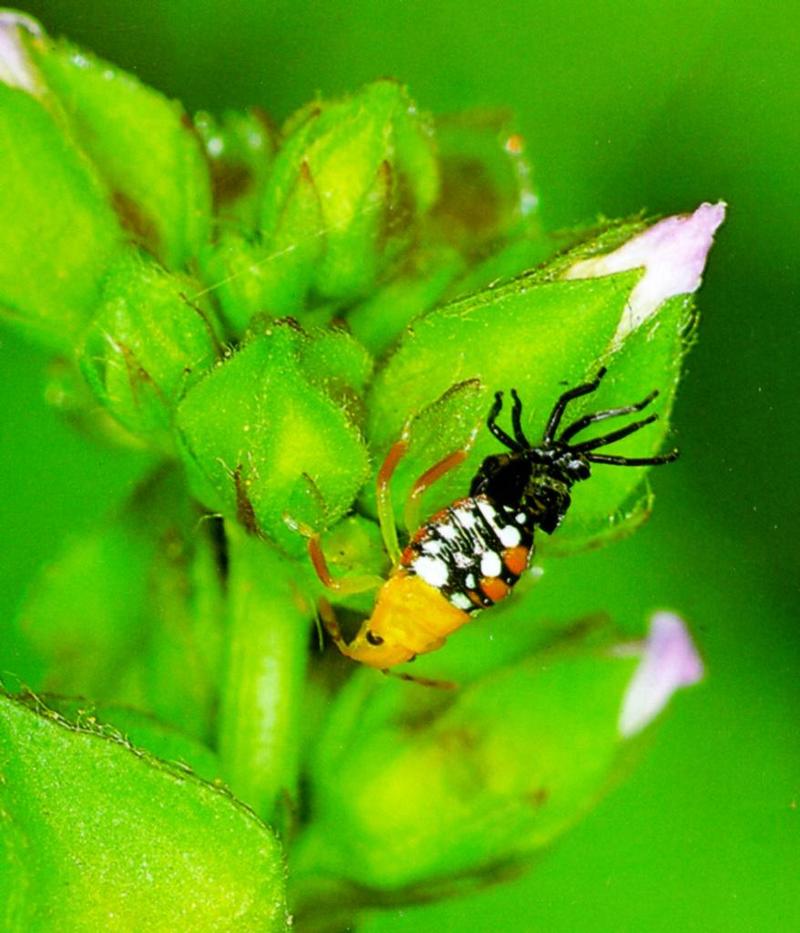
top-left (0, 14), bottom-right (124, 350)
top-left (28, 28), bottom-right (212, 269)
top-left (175, 321), bottom-right (372, 551)
top-left (430, 110), bottom-right (540, 258)
top-left (194, 107), bottom-right (277, 232)
top-left (202, 80), bottom-right (439, 333)
top-left (365, 204), bottom-right (724, 551)
top-left (292, 614), bottom-right (703, 907)
top-left (79, 254), bottom-right (223, 452)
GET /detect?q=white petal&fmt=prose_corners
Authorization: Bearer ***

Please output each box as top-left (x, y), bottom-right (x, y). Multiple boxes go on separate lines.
top-left (618, 611), bottom-right (704, 738)
top-left (564, 202), bottom-right (726, 341)
top-left (0, 11), bottom-right (42, 94)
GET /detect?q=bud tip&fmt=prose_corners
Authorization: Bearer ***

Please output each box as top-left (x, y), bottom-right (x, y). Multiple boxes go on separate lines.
top-left (565, 201), bottom-right (726, 339)
top-left (0, 9), bottom-right (42, 93)
top-left (618, 611), bottom-right (704, 738)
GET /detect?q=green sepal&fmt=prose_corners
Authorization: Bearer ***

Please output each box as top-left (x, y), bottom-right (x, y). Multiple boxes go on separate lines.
top-left (292, 618), bottom-right (638, 903)
top-left (175, 322), bottom-right (371, 551)
top-left (346, 245), bottom-right (466, 356)
top-left (0, 81), bottom-right (123, 349)
top-left (79, 253), bottom-right (223, 452)
top-left (0, 691), bottom-right (288, 930)
top-left (31, 35), bottom-right (212, 269)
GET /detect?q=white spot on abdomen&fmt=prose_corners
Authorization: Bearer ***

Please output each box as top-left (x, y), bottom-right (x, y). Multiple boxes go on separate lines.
top-left (453, 507), bottom-right (477, 529)
top-left (480, 551), bottom-right (502, 578)
top-left (498, 524), bottom-right (521, 547)
top-left (413, 555), bottom-right (449, 588)
top-left (451, 592), bottom-right (472, 611)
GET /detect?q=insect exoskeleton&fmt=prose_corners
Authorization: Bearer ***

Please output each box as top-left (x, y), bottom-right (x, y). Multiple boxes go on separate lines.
top-left (298, 366), bottom-right (678, 678)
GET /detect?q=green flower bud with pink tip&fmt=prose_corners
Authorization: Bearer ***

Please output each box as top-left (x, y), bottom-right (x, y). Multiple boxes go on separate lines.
top-left (291, 613), bottom-right (703, 915)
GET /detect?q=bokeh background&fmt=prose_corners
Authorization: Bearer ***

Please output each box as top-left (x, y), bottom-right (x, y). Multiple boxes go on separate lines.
top-left (2, 1), bottom-right (797, 929)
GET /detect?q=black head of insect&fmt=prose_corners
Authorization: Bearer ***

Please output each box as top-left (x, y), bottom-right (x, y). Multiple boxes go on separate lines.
top-left (469, 367), bottom-right (679, 534)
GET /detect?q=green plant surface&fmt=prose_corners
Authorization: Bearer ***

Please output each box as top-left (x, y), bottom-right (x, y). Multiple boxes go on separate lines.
top-left (1, 2), bottom-right (797, 930)
top-left (0, 691), bottom-right (287, 931)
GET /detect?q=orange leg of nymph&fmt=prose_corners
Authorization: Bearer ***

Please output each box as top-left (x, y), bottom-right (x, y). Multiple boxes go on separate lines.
top-left (284, 513), bottom-right (384, 595)
top-left (382, 669), bottom-right (458, 690)
top-left (376, 438), bottom-right (409, 566)
top-left (403, 429), bottom-right (477, 534)
top-left (317, 597), bottom-right (351, 656)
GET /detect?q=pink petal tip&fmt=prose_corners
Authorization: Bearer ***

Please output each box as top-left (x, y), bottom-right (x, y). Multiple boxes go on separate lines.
top-left (565, 201), bottom-right (726, 340)
top-left (618, 611), bottom-right (704, 738)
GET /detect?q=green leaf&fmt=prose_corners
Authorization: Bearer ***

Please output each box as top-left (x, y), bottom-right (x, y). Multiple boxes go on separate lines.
top-left (32, 36), bottom-right (212, 269)
top-left (42, 698), bottom-right (222, 784)
top-left (0, 691), bottom-right (287, 931)
top-left (0, 82), bottom-right (123, 349)
top-left (175, 322), bottom-right (371, 551)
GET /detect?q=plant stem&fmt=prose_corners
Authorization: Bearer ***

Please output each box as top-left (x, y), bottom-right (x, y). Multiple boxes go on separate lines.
top-left (217, 520), bottom-right (311, 825)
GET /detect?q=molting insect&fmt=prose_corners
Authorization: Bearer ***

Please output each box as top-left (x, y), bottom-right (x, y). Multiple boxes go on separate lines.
top-left (297, 367), bottom-right (678, 677)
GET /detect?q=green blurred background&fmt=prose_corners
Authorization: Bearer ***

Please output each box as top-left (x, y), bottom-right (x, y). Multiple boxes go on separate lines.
top-left (2, 1), bottom-right (797, 929)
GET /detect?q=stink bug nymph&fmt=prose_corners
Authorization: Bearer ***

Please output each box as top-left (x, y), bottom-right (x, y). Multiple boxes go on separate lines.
top-left (294, 367), bottom-right (677, 677)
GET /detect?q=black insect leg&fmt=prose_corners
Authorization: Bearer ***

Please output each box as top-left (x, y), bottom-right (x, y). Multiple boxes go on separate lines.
top-left (487, 391), bottom-right (521, 451)
top-left (586, 450), bottom-right (679, 466)
top-left (571, 414), bottom-right (658, 453)
top-left (559, 390), bottom-right (659, 444)
top-left (509, 388), bottom-right (531, 448)
top-left (543, 367), bottom-right (607, 443)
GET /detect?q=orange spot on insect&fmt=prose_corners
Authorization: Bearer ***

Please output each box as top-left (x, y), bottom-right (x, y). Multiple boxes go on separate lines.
top-left (480, 576), bottom-right (509, 602)
top-left (467, 590), bottom-right (484, 607)
top-left (503, 546), bottom-right (530, 576)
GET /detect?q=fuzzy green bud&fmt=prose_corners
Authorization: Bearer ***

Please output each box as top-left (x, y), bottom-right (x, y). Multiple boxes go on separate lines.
top-left (28, 28), bottom-right (212, 269)
top-left (203, 80), bottom-right (439, 333)
top-left (176, 321), bottom-right (372, 551)
top-left (0, 14), bottom-right (124, 349)
top-left (293, 614), bottom-right (703, 905)
top-left (194, 107), bottom-right (277, 232)
top-left (79, 254), bottom-right (222, 452)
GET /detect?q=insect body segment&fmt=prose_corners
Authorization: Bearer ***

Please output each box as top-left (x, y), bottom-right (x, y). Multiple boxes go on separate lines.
top-left (302, 367), bottom-right (677, 673)
top-left (402, 495), bottom-right (534, 614)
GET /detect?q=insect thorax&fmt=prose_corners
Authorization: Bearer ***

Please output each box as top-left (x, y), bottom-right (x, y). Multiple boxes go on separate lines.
top-left (469, 447), bottom-right (591, 536)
